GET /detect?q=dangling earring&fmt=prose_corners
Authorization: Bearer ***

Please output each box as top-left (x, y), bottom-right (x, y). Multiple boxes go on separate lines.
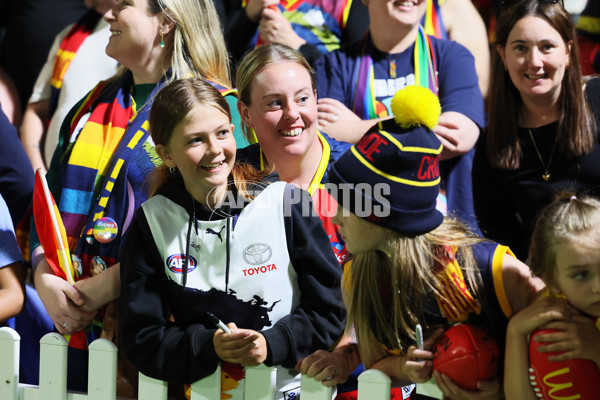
top-left (169, 166), bottom-right (175, 174)
top-left (160, 34), bottom-right (165, 49)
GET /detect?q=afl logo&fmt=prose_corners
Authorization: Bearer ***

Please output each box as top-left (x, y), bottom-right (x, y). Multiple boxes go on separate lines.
top-left (166, 254), bottom-right (198, 273)
top-left (243, 243), bottom-right (272, 265)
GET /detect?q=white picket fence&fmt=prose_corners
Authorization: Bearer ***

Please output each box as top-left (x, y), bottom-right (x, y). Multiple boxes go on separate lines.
top-left (0, 327), bottom-right (399, 400)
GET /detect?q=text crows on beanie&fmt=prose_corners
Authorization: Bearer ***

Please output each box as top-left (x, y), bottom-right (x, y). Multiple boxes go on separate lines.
top-left (328, 86), bottom-right (444, 235)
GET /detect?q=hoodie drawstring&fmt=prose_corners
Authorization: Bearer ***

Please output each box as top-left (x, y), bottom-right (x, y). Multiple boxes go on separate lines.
top-left (182, 197), bottom-right (196, 287)
top-left (183, 197), bottom-right (231, 291)
top-left (225, 217), bottom-right (231, 292)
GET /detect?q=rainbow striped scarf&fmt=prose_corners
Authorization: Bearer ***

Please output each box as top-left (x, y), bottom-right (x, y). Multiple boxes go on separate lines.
top-left (351, 26), bottom-right (438, 120)
top-left (58, 71), bottom-right (165, 275)
top-left (423, 0), bottom-right (447, 39)
top-left (49, 10), bottom-right (102, 118)
top-left (59, 73), bottom-right (234, 278)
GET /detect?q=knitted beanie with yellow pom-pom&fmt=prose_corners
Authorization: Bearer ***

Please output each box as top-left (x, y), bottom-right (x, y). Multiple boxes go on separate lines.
top-left (327, 86), bottom-right (444, 235)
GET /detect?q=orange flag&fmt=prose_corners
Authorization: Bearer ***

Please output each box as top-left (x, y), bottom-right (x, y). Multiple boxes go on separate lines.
top-left (32, 169), bottom-right (75, 284)
top-left (33, 170), bottom-right (89, 350)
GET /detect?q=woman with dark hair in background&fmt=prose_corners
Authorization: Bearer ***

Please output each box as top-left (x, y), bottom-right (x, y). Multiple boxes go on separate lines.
top-left (473, 0), bottom-right (600, 260)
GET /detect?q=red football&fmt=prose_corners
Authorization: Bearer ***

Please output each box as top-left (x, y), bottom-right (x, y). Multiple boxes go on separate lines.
top-left (529, 328), bottom-right (600, 400)
top-left (432, 324), bottom-right (500, 390)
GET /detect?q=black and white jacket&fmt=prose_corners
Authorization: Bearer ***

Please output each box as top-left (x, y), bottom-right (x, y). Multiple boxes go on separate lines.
top-left (119, 175), bottom-right (345, 398)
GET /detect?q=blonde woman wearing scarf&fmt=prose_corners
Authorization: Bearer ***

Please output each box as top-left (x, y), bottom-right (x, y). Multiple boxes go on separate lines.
top-left (29, 0), bottom-right (237, 392)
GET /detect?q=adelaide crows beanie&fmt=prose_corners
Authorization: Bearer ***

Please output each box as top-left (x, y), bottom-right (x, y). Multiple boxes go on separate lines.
top-left (328, 86), bottom-right (444, 235)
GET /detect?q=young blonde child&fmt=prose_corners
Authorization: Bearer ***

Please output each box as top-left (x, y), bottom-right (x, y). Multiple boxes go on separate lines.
top-left (504, 192), bottom-right (600, 399)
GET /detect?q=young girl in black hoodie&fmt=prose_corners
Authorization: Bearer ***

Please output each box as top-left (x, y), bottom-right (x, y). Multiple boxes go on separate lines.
top-left (119, 77), bottom-right (345, 399)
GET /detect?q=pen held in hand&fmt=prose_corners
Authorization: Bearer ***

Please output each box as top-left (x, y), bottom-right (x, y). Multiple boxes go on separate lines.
top-left (207, 312), bottom-right (232, 334)
top-left (416, 324), bottom-right (424, 361)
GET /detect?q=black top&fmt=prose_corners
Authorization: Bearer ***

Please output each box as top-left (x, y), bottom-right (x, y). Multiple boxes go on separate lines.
top-left (119, 176), bottom-right (345, 383)
top-left (0, 0), bottom-right (87, 110)
top-left (473, 78), bottom-right (600, 260)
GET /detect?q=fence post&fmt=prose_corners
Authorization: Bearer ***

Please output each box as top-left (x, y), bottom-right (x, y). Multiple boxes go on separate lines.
top-left (244, 364), bottom-right (276, 400)
top-left (189, 364), bottom-right (220, 400)
top-left (0, 327), bottom-right (20, 400)
top-left (86, 338), bottom-right (117, 400)
top-left (138, 372), bottom-right (168, 400)
top-left (300, 374), bottom-right (333, 400)
top-left (358, 369), bottom-right (391, 400)
top-left (36, 333), bottom-right (68, 400)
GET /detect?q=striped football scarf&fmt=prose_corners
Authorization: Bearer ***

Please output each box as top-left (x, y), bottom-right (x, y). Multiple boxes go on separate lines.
top-left (55, 73), bottom-right (232, 345)
top-left (351, 26), bottom-right (438, 120)
top-left (423, 0), bottom-right (446, 39)
top-left (49, 9), bottom-right (102, 118)
top-left (60, 72), bottom-right (234, 271)
top-left (59, 69), bottom-right (171, 270)
top-left (433, 245), bottom-right (481, 322)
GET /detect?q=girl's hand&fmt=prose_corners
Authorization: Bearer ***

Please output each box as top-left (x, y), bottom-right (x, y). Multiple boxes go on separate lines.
top-left (535, 316), bottom-right (600, 366)
top-left (403, 327), bottom-right (444, 383)
top-left (213, 323), bottom-right (268, 365)
top-left (245, 0), bottom-right (279, 22)
top-left (508, 296), bottom-right (577, 338)
top-left (296, 349), bottom-right (352, 387)
top-left (258, 7), bottom-right (305, 50)
top-left (317, 98), bottom-right (361, 127)
top-left (434, 371), bottom-right (502, 400)
top-left (34, 260), bottom-right (96, 335)
top-left (400, 345), bottom-right (434, 383)
top-left (370, 327), bottom-right (443, 384)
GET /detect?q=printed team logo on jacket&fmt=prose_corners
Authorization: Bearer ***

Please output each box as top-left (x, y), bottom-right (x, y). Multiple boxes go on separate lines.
top-left (242, 243), bottom-right (272, 265)
top-left (166, 254), bottom-right (198, 273)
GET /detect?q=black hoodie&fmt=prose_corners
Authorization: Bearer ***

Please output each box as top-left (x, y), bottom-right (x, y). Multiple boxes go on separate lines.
top-left (119, 174), bottom-right (345, 386)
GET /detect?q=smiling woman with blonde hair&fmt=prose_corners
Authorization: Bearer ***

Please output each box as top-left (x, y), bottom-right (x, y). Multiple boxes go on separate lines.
top-left (235, 43), bottom-right (354, 265)
top-left (29, 0), bottom-right (242, 392)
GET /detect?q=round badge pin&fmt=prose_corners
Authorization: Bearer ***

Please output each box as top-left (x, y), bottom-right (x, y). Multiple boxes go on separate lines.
top-left (93, 217), bottom-right (118, 243)
top-left (71, 254), bottom-right (83, 279)
top-left (91, 256), bottom-right (107, 276)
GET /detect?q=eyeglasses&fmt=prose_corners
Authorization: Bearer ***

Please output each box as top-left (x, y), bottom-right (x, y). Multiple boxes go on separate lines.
top-left (499, 0), bottom-right (564, 15)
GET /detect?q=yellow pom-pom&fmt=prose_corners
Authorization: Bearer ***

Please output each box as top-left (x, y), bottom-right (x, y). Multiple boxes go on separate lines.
top-left (390, 86), bottom-right (441, 130)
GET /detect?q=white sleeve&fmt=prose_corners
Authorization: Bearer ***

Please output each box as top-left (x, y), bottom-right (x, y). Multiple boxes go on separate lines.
top-left (28, 23), bottom-right (73, 104)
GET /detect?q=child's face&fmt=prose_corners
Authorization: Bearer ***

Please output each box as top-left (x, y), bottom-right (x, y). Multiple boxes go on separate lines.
top-left (331, 204), bottom-right (392, 254)
top-left (157, 104), bottom-right (236, 203)
top-left (554, 235), bottom-right (600, 317)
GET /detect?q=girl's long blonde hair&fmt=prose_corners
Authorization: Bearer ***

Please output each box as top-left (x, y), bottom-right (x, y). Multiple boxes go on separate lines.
top-left (147, 77), bottom-right (269, 198)
top-left (347, 217), bottom-right (485, 365)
